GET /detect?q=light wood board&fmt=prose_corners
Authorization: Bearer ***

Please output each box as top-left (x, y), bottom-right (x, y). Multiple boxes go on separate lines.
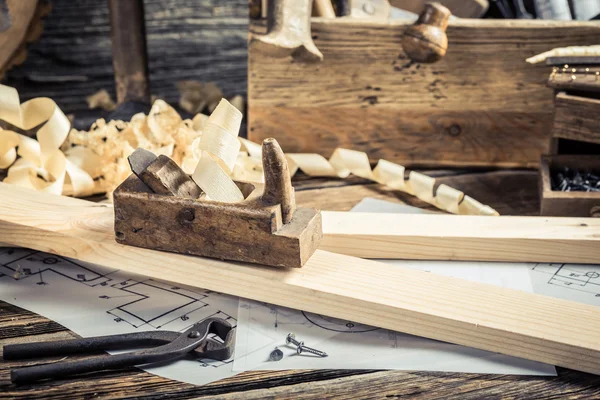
top-left (248, 19), bottom-right (600, 168)
top-left (320, 211), bottom-right (600, 263)
top-left (2, 183), bottom-right (600, 374)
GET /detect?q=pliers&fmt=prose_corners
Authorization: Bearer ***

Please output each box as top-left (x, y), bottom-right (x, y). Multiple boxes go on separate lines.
top-left (3, 317), bottom-right (235, 384)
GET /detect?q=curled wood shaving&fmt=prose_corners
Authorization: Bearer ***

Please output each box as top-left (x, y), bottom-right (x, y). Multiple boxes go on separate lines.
top-left (0, 84), bottom-right (94, 196)
top-left (236, 139), bottom-right (499, 216)
top-left (0, 84), bottom-right (497, 215)
top-left (526, 45), bottom-right (600, 64)
top-left (191, 99), bottom-right (244, 202)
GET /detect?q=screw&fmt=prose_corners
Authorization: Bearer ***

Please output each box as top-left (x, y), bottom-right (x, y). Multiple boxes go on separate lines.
top-left (286, 333), bottom-right (303, 347)
top-left (269, 347), bottom-right (283, 361)
top-left (286, 333), bottom-right (328, 358)
top-left (297, 345), bottom-right (328, 357)
top-left (180, 208), bottom-right (195, 222)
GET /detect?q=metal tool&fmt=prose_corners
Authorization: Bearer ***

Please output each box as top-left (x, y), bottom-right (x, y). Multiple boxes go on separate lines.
top-left (4, 317), bottom-right (235, 384)
top-left (269, 347), bottom-right (284, 361)
top-left (252, 0), bottom-right (449, 64)
top-left (286, 333), bottom-right (328, 357)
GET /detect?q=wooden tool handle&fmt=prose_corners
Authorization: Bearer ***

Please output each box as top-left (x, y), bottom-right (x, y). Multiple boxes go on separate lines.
top-left (401, 2), bottom-right (451, 63)
top-left (108, 0), bottom-right (150, 104)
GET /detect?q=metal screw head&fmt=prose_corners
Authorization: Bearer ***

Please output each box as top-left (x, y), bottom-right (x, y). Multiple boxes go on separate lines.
top-left (286, 333), bottom-right (302, 347)
top-left (180, 208), bottom-right (195, 222)
top-left (188, 330), bottom-right (201, 338)
top-left (285, 333), bottom-right (295, 344)
top-left (269, 348), bottom-right (283, 361)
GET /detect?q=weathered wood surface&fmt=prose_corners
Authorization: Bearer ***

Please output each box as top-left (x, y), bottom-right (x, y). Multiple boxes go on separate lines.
top-left (249, 19), bottom-right (600, 168)
top-left (2, 171), bottom-right (600, 398)
top-left (551, 92), bottom-right (600, 145)
top-left (2, 0), bottom-right (248, 129)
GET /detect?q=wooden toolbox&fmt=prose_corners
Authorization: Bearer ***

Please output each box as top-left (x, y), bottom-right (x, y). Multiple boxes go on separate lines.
top-left (248, 18), bottom-right (600, 168)
top-left (540, 91), bottom-right (600, 217)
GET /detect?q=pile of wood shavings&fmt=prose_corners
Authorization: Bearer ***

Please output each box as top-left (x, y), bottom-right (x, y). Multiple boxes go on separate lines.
top-left (62, 99), bottom-right (208, 196)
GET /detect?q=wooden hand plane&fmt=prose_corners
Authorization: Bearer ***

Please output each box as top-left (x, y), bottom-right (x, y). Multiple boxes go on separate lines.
top-left (113, 138), bottom-right (322, 268)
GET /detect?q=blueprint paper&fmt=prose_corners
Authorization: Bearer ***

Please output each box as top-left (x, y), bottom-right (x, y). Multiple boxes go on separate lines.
top-left (0, 247), bottom-right (239, 386)
top-left (529, 263), bottom-right (600, 306)
top-left (232, 198), bottom-right (556, 375)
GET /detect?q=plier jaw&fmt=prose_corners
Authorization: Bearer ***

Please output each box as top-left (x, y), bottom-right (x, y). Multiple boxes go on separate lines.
top-left (3, 317), bottom-right (235, 385)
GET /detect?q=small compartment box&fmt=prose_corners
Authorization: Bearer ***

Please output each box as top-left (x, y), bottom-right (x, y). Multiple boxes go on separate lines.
top-left (540, 80), bottom-right (600, 217)
top-left (539, 155), bottom-right (600, 217)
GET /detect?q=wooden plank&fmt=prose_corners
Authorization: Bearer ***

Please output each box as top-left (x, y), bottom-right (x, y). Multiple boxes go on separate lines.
top-left (548, 71), bottom-right (600, 94)
top-left (2, 183), bottom-right (600, 374)
top-left (552, 92), bottom-right (600, 145)
top-left (320, 211), bottom-right (600, 263)
top-left (248, 19), bottom-right (600, 168)
top-left (388, 0), bottom-right (489, 18)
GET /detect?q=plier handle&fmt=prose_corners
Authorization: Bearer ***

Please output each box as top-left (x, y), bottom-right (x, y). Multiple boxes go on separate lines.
top-left (3, 317), bottom-right (235, 384)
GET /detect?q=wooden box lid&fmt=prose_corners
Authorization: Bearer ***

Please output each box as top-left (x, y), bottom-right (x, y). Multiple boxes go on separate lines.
top-left (551, 92), bottom-right (600, 145)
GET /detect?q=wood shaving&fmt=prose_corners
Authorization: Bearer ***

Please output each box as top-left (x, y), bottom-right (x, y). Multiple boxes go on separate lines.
top-left (0, 84), bottom-right (498, 215)
top-left (526, 45), bottom-right (600, 64)
top-left (86, 89), bottom-right (116, 111)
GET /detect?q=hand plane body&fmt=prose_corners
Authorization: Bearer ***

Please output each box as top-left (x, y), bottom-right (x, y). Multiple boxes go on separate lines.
top-left (113, 139), bottom-right (322, 268)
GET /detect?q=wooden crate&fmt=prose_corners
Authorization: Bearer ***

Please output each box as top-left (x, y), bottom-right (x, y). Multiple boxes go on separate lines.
top-left (539, 155), bottom-right (600, 217)
top-left (248, 19), bottom-right (600, 168)
top-left (550, 92), bottom-right (600, 153)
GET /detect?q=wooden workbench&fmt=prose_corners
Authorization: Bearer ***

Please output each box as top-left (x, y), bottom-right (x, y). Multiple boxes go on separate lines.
top-left (2, 169), bottom-right (600, 399)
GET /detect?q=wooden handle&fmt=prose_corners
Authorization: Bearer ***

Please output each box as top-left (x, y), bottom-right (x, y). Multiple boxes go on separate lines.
top-left (108, 0), bottom-right (150, 104)
top-left (261, 138), bottom-right (296, 223)
top-left (401, 2), bottom-right (451, 63)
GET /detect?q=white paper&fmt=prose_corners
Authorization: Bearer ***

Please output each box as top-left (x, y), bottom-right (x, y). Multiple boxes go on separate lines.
top-left (232, 198), bottom-right (556, 375)
top-left (530, 263), bottom-right (600, 306)
top-left (0, 247), bottom-right (239, 386)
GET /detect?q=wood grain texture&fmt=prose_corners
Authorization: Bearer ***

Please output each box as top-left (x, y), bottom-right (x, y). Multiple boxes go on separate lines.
top-left (249, 19), bottom-right (600, 168)
top-left (552, 92), bottom-right (600, 145)
top-left (2, 0), bottom-right (248, 128)
top-left (548, 71), bottom-right (600, 94)
top-left (2, 174), bottom-right (600, 399)
top-left (321, 210), bottom-right (600, 262)
top-left (389, 0), bottom-right (489, 18)
top-left (2, 183), bottom-right (600, 375)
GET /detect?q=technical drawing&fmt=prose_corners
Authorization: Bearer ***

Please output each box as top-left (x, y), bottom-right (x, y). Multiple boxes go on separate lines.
top-left (532, 263), bottom-right (600, 297)
top-left (0, 246), bottom-right (240, 384)
top-left (301, 312), bottom-right (379, 333)
top-left (0, 248), bottom-right (114, 286)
